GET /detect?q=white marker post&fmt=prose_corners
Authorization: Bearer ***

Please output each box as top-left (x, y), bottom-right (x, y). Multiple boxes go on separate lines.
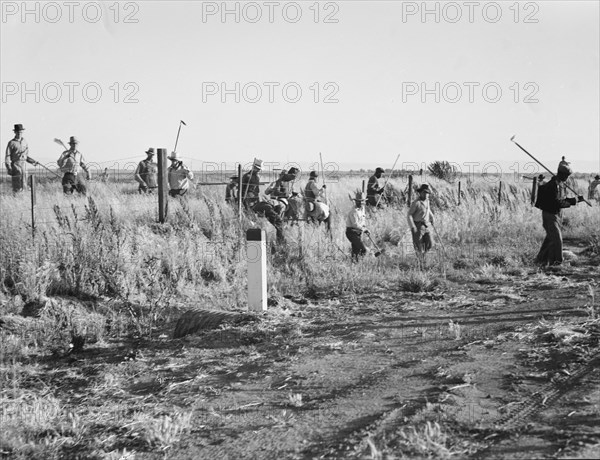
top-left (246, 229), bottom-right (267, 312)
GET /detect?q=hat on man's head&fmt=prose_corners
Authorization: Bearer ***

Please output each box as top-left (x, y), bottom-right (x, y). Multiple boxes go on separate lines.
top-left (416, 184), bottom-right (431, 194)
top-left (352, 191), bottom-right (366, 202)
top-left (252, 158), bottom-right (263, 170)
top-left (375, 167), bottom-right (385, 174)
top-left (557, 163), bottom-right (572, 176)
top-left (145, 148), bottom-right (155, 155)
top-left (309, 170), bottom-right (318, 178)
top-left (279, 169), bottom-right (288, 177)
top-left (69, 136), bottom-right (79, 145)
top-left (230, 176), bottom-right (239, 181)
top-left (168, 151), bottom-right (181, 161)
top-left (13, 124), bottom-right (25, 132)
top-left (595, 174), bottom-right (600, 180)
top-left (538, 174), bottom-right (545, 180)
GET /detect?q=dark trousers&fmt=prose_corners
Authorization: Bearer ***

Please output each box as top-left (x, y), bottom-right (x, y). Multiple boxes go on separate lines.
top-left (536, 211), bottom-right (563, 265)
top-left (169, 188), bottom-right (188, 197)
top-left (62, 173), bottom-right (87, 195)
top-left (254, 202), bottom-right (285, 243)
top-left (412, 222), bottom-right (433, 254)
top-left (346, 227), bottom-right (366, 260)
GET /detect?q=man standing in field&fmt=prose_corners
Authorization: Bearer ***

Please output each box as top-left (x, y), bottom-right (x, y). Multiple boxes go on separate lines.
top-left (134, 148), bottom-right (158, 194)
top-left (5, 124), bottom-right (39, 193)
top-left (534, 162), bottom-right (585, 266)
top-left (304, 171), bottom-right (326, 208)
top-left (167, 152), bottom-right (194, 197)
top-left (407, 184), bottom-right (435, 260)
top-left (346, 192), bottom-right (368, 260)
top-left (225, 176), bottom-right (239, 205)
top-left (588, 174), bottom-right (600, 201)
top-left (57, 136), bottom-right (91, 195)
top-left (241, 159), bottom-right (263, 209)
top-left (367, 167), bottom-right (386, 207)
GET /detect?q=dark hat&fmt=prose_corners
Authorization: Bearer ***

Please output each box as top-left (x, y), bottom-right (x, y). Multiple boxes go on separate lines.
top-left (288, 167), bottom-right (299, 174)
top-left (538, 174), bottom-right (545, 180)
top-left (69, 136), bottom-right (79, 145)
top-left (557, 163), bottom-right (572, 176)
top-left (416, 184), bottom-right (431, 194)
top-left (145, 148), bottom-right (155, 155)
top-left (230, 176), bottom-right (239, 181)
top-left (309, 171), bottom-right (318, 178)
top-left (353, 191), bottom-right (366, 202)
top-left (595, 174), bottom-right (600, 180)
top-left (375, 167), bottom-right (385, 174)
top-left (13, 124), bottom-right (25, 131)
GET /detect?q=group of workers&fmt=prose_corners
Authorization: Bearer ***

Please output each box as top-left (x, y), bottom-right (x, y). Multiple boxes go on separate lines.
top-left (4, 122), bottom-right (596, 265)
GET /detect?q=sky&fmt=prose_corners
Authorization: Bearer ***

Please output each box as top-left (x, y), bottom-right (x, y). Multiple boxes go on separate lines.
top-left (1, 0), bottom-right (599, 175)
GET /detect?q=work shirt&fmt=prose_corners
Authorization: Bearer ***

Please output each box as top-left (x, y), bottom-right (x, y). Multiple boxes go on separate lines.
top-left (540, 177), bottom-right (575, 215)
top-left (5, 137), bottom-right (30, 164)
top-left (346, 207), bottom-right (366, 230)
top-left (135, 159), bottom-right (158, 187)
top-left (367, 174), bottom-right (383, 197)
top-left (241, 171), bottom-right (260, 199)
top-left (305, 179), bottom-right (324, 202)
top-left (57, 150), bottom-right (89, 175)
top-left (168, 163), bottom-right (194, 190)
top-left (407, 199), bottom-right (433, 228)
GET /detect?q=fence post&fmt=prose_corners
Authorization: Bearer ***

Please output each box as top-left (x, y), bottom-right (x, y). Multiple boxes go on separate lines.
top-left (458, 181), bottom-right (461, 206)
top-left (407, 174), bottom-right (413, 206)
top-left (498, 181), bottom-right (502, 204)
top-left (246, 229), bottom-right (267, 312)
top-left (157, 148), bottom-right (169, 223)
top-left (361, 179), bottom-right (366, 194)
top-left (29, 175), bottom-right (36, 238)
top-left (237, 164), bottom-right (243, 222)
top-left (531, 177), bottom-right (537, 205)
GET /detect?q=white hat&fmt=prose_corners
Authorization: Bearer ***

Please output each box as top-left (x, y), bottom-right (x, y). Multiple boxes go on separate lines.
top-left (253, 158), bottom-right (263, 170)
top-left (168, 151), bottom-right (180, 161)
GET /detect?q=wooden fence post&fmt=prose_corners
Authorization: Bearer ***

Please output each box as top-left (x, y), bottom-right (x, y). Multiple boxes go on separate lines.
top-left (407, 175), bottom-right (413, 206)
top-left (29, 175), bottom-right (36, 238)
top-left (237, 164), bottom-right (243, 222)
top-left (531, 177), bottom-right (537, 205)
top-left (498, 181), bottom-right (502, 204)
top-left (458, 181), bottom-right (461, 206)
top-left (157, 148), bottom-right (169, 223)
top-left (361, 180), bottom-right (366, 194)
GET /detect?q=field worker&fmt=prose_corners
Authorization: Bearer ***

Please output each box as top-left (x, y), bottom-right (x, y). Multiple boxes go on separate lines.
top-left (241, 159), bottom-right (262, 209)
top-left (367, 167), bottom-right (386, 207)
top-left (305, 171), bottom-right (326, 210)
top-left (346, 191), bottom-right (368, 260)
top-left (407, 184), bottom-right (435, 258)
top-left (57, 136), bottom-right (91, 195)
top-left (225, 176), bottom-right (239, 205)
top-left (588, 174), bottom-right (600, 200)
top-left (100, 168), bottom-right (109, 183)
top-left (134, 148), bottom-right (158, 193)
top-left (265, 169), bottom-right (287, 198)
top-left (5, 124), bottom-right (39, 193)
top-left (534, 161), bottom-right (585, 266)
top-left (167, 152), bottom-right (194, 197)
top-left (253, 197), bottom-right (285, 244)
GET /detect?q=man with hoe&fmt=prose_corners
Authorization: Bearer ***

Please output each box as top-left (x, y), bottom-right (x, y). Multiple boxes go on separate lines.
top-left (367, 167), bottom-right (386, 207)
top-left (134, 148), bottom-right (158, 193)
top-left (5, 123), bottom-right (39, 193)
top-left (167, 152), bottom-right (194, 197)
top-left (241, 159), bottom-right (263, 209)
top-left (535, 160), bottom-right (585, 266)
top-left (345, 191), bottom-right (369, 260)
top-left (57, 136), bottom-right (91, 195)
top-left (407, 184), bottom-right (435, 261)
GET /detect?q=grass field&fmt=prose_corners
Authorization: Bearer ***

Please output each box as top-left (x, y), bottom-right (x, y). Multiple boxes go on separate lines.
top-left (1, 170), bottom-right (599, 458)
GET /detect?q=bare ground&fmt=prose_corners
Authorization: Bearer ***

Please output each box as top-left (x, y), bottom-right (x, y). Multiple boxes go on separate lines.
top-left (2, 240), bottom-right (599, 459)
